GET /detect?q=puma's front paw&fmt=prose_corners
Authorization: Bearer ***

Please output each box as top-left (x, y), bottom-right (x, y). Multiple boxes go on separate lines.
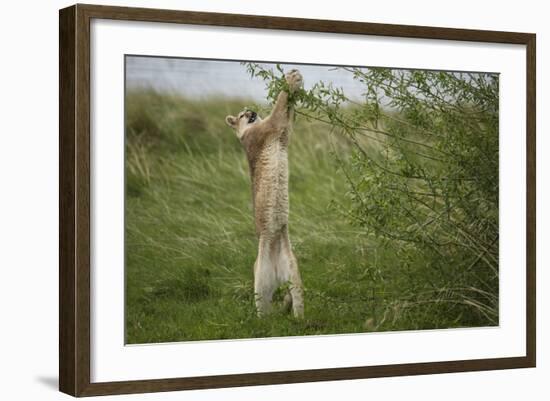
top-left (285, 69), bottom-right (303, 93)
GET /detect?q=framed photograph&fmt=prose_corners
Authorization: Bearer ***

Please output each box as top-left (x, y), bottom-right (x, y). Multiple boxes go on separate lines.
top-left (59, 4), bottom-right (536, 397)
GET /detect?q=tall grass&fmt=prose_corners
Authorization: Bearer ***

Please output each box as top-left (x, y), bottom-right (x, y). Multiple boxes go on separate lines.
top-left (125, 88), bottom-right (497, 344)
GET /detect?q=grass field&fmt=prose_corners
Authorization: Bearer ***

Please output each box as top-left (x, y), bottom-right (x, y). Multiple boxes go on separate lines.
top-left (125, 89), bottom-right (495, 344)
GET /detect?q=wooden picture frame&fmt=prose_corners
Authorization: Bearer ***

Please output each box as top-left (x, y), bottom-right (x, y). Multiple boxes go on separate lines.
top-left (59, 3), bottom-right (536, 397)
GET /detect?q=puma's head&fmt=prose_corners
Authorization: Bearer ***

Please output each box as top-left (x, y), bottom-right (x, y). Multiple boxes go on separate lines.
top-left (225, 109), bottom-right (262, 140)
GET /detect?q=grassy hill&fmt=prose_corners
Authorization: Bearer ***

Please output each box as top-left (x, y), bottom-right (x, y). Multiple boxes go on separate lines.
top-left (124, 89), bottom-right (495, 344)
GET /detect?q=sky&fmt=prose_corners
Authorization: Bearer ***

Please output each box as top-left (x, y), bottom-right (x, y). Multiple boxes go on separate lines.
top-left (125, 56), bottom-right (497, 106)
top-left (125, 56), bottom-right (373, 102)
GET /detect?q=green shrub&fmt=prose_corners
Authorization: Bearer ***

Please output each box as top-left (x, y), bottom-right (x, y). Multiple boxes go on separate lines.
top-left (247, 63), bottom-right (499, 327)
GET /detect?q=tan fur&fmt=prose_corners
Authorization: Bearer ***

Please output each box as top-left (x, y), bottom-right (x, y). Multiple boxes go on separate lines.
top-left (225, 69), bottom-right (304, 318)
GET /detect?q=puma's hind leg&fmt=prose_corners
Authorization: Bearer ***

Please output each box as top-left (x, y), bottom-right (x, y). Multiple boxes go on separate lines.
top-left (288, 250), bottom-right (303, 318)
top-left (278, 230), bottom-right (304, 318)
top-left (253, 238), bottom-right (276, 317)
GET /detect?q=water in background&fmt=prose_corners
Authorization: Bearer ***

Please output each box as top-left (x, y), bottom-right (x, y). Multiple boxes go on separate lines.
top-left (126, 56), bottom-right (370, 102)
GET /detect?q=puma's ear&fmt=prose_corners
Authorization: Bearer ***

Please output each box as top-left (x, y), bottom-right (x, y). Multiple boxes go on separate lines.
top-left (225, 115), bottom-right (237, 128)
